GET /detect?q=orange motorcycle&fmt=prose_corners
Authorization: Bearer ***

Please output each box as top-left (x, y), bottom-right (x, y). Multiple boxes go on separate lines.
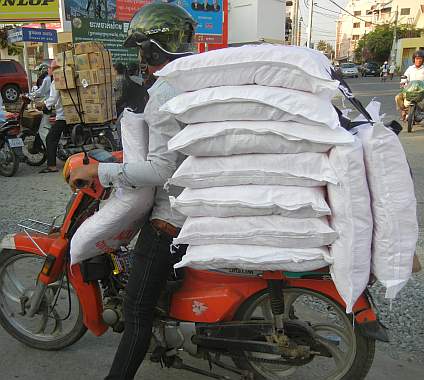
top-left (0, 149), bottom-right (388, 380)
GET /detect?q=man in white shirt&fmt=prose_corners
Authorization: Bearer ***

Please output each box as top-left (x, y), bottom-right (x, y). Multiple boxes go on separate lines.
top-left (395, 50), bottom-right (424, 119)
top-left (38, 60), bottom-right (66, 173)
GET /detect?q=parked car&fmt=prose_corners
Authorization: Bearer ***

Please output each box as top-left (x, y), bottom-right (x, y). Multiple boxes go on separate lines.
top-left (340, 63), bottom-right (359, 78)
top-left (0, 60), bottom-right (29, 103)
top-left (360, 62), bottom-right (380, 77)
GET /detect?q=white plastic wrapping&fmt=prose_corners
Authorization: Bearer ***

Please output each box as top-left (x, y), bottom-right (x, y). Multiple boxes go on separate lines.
top-left (70, 109), bottom-right (154, 265)
top-left (170, 185), bottom-right (331, 218)
top-left (168, 120), bottom-right (353, 156)
top-left (168, 153), bottom-right (338, 188)
top-left (357, 122), bottom-right (418, 299)
top-left (174, 244), bottom-right (331, 272)
top-left (161, 85), bottom-right (341, 129)
top-left (327, 138), bottom-right (373, 313)
top-left (174, 215), bottom-right (338, 248)
top-left (156, 44), bottom-right (339, 97)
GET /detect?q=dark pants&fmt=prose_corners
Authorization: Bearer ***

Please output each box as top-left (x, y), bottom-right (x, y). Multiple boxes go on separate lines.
top-left (105, 222), bottom-right (174, 380)
top-left (45, 119), bottom-right (66, 167)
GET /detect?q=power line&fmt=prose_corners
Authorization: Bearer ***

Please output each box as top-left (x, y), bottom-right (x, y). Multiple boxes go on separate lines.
top-left (326, 0), bottom-right (379, 25)
top-left (314, 4), bottom-right (341, 15)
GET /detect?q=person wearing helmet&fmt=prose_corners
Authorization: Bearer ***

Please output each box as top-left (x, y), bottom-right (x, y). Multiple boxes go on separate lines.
top-left (395, 50), bottom-right (424, 119)
top-left (30, 63), bottom-right (51, 100)
top-left (69, 4), bottom-right (196, 379)
top-left (380, 60), bottom-right (389, 82)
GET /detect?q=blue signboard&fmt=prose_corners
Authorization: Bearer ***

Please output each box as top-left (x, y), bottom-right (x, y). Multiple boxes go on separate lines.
top-left (7, 27), bottom-right (58, 44)
top-left (167, 0), bottom-right (223, 42)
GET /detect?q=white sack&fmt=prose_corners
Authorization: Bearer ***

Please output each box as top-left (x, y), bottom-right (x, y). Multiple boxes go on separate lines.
top-left (170, 185), bottom-right (331, 218)
top-left (156, 44), bottom-right (339, 98)
top-left (70, 109), bottom-right (154, 265)
top-left (161, 85), bottom-right (340, 129)
top-left (168, 153), bottom-right (338, 188)
top-left (168, 121), bottom-right (353, 156)
top-left (327, 138), bottom-right (373, 313)
top-left (174, 244), bottom-right (331, 272)
top-left (357, 122), bottom-right (418, 299)
top-left (174, 215), bottom-right (338, 248)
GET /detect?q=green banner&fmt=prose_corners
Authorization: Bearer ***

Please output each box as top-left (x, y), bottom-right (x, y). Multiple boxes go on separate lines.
top-left (71, 17), bottom-right (138, 65)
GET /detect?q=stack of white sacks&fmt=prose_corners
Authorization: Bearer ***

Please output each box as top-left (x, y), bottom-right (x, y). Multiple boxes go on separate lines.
top-left (156, 44), bottom-right (418, 313)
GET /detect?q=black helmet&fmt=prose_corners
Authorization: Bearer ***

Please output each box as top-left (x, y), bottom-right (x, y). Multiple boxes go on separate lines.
top-left (412, 50), bottom-right (424, 60)
top-left (124, 3), bottom-right (197, 66)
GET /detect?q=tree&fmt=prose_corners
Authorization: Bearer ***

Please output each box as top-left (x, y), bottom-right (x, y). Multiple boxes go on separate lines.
top-left (354, 24), bottom-right (423, 63)
top-left (316, 40), bottom-right (327, 52)
top-left (0, 27), bottom-right (22, 56)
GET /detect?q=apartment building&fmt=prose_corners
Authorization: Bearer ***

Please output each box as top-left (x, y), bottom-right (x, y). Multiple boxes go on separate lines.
top-left (335, 0), bottom-right (423, 61)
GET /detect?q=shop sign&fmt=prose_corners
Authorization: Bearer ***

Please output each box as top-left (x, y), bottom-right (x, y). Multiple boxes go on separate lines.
top-left (7, 27), bottom-right (58, 43)
top-left (71, 17), bottom-right (138, 65)
top-left (0, 0), bottom-right (60, 23)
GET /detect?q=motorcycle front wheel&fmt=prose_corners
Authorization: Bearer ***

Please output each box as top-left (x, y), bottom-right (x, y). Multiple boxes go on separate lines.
top-left (0, 141), bottom-right (19, 177)
top-left (0, 249), bottom-right (87, 350)
top-left (232, 288), bottom-right (375, 380)
top-left (407, 104), bottom-right (416, 133)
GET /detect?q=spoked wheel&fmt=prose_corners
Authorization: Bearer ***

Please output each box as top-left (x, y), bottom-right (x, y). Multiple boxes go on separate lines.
top-left (407, 104), bottom-right (416, 133)
top-left (22, 134), bottom-right (47, 166)
top-left (232, 288), bottom-right (375, 380)
top-left (0, 249), bottom-right (87, 350)
top-left (0, 142), bottom-right (19, 177)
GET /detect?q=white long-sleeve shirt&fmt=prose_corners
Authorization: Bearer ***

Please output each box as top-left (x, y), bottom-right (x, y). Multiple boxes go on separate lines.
top-left (44, 81), bottom-right (65, 121)
top-left (98, 78), bottom-right (186, 227)
top-left (31, 75), bottom-right (51, 100)
top-left (404, 65), bottom-right (424, 82)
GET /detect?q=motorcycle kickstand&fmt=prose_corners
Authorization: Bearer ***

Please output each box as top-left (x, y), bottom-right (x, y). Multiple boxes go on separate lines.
top-left (171, 356), bottom-right (232, 380)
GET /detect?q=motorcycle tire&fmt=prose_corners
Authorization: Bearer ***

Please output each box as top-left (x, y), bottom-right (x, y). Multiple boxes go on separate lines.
top-left (407, 104), bottom-right (416, 133)
top-left (231, 288), bottom-right (375, 380)
top-left (0, 249), bottom-right (87, 351)
top-left (0, 142), bottom-right (19, 177)
top-left (22, 134), bottom-right (47, 166)
top-left (95, 129), bottom-right (118, 152)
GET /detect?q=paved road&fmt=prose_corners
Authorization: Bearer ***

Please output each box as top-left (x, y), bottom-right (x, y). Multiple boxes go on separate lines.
top-left (0, 76), bottom-right (423, 380)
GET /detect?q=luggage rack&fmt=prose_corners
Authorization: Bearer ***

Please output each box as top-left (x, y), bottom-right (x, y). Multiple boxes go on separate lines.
top-left (18, 216), bottom-right (62, 236)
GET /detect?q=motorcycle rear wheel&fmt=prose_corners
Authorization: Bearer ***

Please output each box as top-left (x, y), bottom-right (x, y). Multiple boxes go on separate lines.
top-left (407, 104), bottom-right (416, 133)
top-left (22, 134), bottom-right (47, 166)
top-left (0, 249), bottom-right (87, 350)
top-left (0, 142), bottom-right (19, 177)
top-left (232, 288), bottom-right (375, 380)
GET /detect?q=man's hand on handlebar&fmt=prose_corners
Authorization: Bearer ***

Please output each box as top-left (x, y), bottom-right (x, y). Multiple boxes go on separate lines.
top-left (69, 163), bottom-right (99, 189)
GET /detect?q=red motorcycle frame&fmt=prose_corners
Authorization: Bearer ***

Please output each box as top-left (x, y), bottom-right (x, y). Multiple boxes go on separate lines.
top-left (0, 150), bottom-right (388, 379)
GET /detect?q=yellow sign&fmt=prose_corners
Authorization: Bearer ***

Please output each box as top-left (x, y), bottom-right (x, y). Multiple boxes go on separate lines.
top-left (0, 0), bottom-right (60, 23)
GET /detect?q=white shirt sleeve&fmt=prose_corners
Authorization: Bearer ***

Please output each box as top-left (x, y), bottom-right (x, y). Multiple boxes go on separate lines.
top-left (44, 81), bottom-right (59, 110)
top-left (404, 66), bottom-right (412, 82)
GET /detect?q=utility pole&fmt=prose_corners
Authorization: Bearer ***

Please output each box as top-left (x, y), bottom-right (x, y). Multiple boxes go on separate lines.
top-left (291, 0), bottom-right (299, 45)
top-left (390, 6), bottom-right (398, 64)
top-left (306, 0), bottom-right (314, 48)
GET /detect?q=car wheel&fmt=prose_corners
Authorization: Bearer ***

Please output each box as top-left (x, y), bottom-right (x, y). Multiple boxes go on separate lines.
top-left (1, 84), bottom-right (20, 103)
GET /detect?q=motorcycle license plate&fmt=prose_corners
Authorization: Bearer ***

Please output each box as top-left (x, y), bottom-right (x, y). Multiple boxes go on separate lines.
top-left (8, 138), bottom-right (24, 148)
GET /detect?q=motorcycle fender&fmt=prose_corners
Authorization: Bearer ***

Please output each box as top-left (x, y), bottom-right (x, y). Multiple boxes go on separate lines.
top-left (69, 264), bottom-right (108, 337)
top-left (0, 233), bottom-right (108, 336)
top-left (287, 279), bottom-right (378, 323)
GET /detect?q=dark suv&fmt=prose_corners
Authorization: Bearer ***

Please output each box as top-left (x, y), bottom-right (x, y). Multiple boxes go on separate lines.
top-left (360, 62), bottom-right (380, 77)
top-left (0, 60), bottom-right (29, 103)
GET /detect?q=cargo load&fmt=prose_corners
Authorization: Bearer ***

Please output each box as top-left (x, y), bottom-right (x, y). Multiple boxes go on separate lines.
top-left (54, 42), bottom-right (116, 125)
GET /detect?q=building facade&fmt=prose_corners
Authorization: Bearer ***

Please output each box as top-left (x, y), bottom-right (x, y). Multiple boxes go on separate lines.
top-left (335, 0), bottom-right (423, 61)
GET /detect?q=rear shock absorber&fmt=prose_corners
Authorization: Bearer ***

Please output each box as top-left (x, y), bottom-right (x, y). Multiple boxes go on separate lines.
top-left (267, 280), bottom-right (285, 333)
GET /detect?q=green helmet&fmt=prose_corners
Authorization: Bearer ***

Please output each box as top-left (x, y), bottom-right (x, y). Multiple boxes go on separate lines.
top-left (124, 3), bottom-right (197, 56)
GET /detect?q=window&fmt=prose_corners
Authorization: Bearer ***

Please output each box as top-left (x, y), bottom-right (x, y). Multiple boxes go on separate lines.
top-left (0, 62), bottom-right (17, 75)
top-left (365, 22), bottom-right (372, 27)
top-left (353, 22), bottom-right (360, 28)
top-left (354, 11), bottom-right (361, 16)
top-left (352, 35), bottom-right (360, 41)
top-left (400, 8), bottom-right (410, 15)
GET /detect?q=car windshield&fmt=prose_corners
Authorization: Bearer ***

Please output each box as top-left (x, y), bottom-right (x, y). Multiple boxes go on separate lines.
top-left (341, 64), bottom-right (355, 68)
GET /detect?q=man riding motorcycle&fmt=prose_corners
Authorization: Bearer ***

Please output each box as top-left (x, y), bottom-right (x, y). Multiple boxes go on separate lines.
top-left (69, 3), bottom-right (196, 379)
top-left (395, 50), bottom-right (424, 120)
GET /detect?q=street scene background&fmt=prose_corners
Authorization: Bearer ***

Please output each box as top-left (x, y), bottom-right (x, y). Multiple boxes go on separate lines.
top-left (0, 77), bottom-right (423, 379)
